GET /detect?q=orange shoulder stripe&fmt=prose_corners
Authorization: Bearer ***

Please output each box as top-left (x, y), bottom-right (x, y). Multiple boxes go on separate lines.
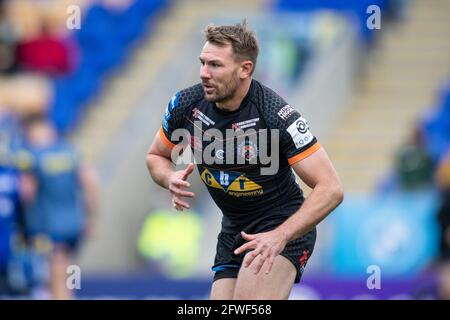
top-left (159, 126), bottom-right (176, 149)
top-left (287, 142), bottom-right (321, 165)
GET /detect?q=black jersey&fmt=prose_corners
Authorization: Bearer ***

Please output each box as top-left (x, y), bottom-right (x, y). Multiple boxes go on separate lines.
top-left (160, 79), bottom-right (320, 233)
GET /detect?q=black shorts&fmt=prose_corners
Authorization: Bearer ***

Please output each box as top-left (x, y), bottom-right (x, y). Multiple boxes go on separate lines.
top-left (211, 217), bottom-right (316, 284)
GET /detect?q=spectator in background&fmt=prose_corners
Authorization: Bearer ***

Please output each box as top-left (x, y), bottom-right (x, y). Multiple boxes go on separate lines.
top-left (386, 0), bottom-right (410, 21)
top-left (0, 74), bottom-right (52, 136)
top-left (21, 118), bottom-right (99, 299)
top-left (0, 0), bottom-right (18, 74)
top-left (8, 74), bottom-right (52, 119)
top-left (1, 0), bottom-right (79, 76)
top-left (15, 22), bottom-right (74, 76)
top-left (394, 126), bottom-right (434, 190)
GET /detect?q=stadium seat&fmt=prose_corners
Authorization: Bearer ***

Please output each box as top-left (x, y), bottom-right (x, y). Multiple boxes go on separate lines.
top-left (50, 0), bottom-right (168, 133)
top-left (273, 0), bottom-right (388, 42)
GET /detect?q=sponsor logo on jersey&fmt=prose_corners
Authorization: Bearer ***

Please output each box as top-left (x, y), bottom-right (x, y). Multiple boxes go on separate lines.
top-left (200, 167), bottom-right (263, 197)
top-left (287, 117), bottom-right (313, 149)
top-left (192, 107), bottom-right (215, 126)
top-left (215, 149), bottom-right (224, 160)
top-left (277, 105), bottom-right (295, 120)
top-left (231, 117), bottom-right (259, 131)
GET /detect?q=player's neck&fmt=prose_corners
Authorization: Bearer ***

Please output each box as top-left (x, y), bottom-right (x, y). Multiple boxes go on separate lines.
top-left (215, 79), bottom-right (252, 112)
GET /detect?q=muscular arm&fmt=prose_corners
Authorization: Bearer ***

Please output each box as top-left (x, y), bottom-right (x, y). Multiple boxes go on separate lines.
top-left (235, 146), bottom-right (343, 274)
top-left (146, 132), bottom-right (195, 210)
top-left (146, 133), bottom-right (177, 189)
top-left (277, 147), bottom-right (344, 242)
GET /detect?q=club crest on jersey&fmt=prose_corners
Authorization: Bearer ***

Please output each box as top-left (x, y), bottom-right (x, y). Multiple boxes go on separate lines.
top-left (200, 167), bottom-right (263, 197)
top-left (287, 117), bottom-right (313, 149)
top-left (237, 140), bottom-right (258, 160)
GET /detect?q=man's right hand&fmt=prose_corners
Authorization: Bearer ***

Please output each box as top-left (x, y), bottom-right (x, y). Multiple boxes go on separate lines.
top-left (168, 163), bottom-right (195, 211)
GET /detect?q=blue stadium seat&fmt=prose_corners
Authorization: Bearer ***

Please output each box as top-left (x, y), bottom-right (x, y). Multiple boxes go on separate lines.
top-left (116, 3), bottom-right (147, 45)
top-left (273, 0), bottom-right (388, 42)
top-left (50, 79), bottom-right (78, 133)
top-left (50, 0), bottom-right (169, 133)
top-left (421, 108), bottom-right (450, 161)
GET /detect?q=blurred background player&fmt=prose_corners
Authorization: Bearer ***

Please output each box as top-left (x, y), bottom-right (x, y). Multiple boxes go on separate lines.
top-left (21, 118), bottom-right (99, 299)
top-left (0, 103), bottom-right (24, 297)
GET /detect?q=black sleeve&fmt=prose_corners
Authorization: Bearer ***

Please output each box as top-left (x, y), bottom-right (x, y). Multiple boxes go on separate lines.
top-left (160, 84), bottom-right (203, 148)
top-left (262, 92), bottom-right (320, 165)
top-left (278, 106), bottom-right (319, 165)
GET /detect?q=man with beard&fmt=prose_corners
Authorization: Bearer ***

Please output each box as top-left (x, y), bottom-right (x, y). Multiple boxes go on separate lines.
top-left (146, 21), bottom-right (343, 300)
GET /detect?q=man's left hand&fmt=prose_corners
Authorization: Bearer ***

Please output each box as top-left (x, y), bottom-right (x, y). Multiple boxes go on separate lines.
top-left (234, 229), bottom-right (289, 275)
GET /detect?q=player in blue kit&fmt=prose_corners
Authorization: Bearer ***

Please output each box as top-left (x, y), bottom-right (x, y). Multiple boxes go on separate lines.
top-left (0, 108), bottom-right (24, 296)
top-left (21, 118), bottom-right (98, 299)
top-left (0, 162), bottom-right (21, 296)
